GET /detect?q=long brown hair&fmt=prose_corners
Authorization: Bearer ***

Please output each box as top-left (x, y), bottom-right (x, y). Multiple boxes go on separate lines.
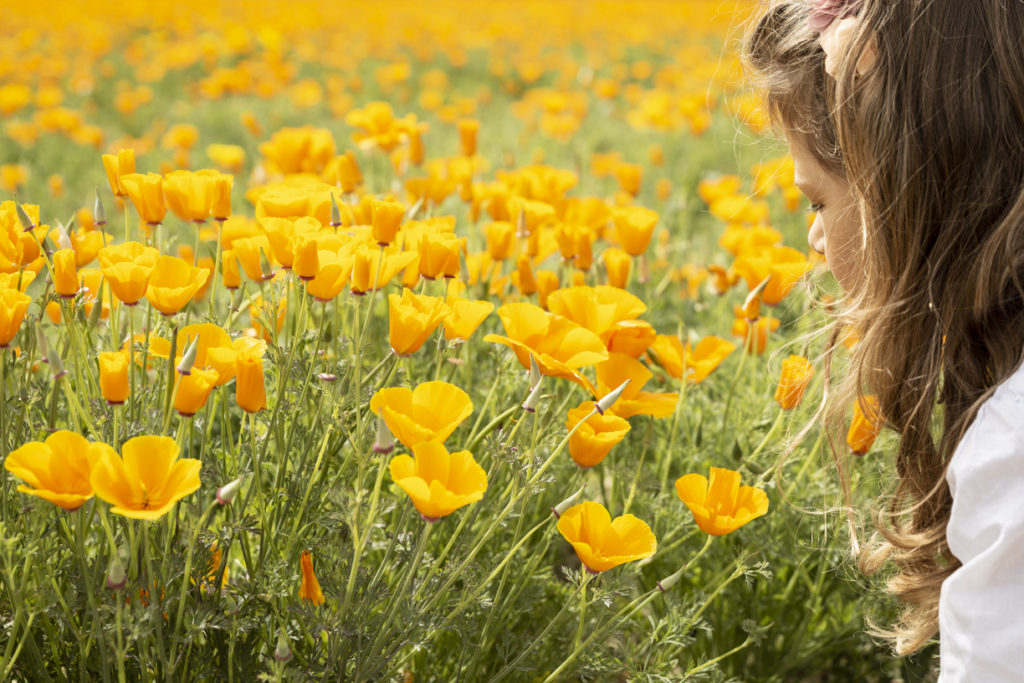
top-left (746, 0), bottom-right (1024, 655)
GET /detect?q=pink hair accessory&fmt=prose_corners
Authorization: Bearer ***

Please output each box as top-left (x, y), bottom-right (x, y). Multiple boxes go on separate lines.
top-left (810, 1), bottom-right (879, 78)
top-left (807, 0), bottom-right (864, 32)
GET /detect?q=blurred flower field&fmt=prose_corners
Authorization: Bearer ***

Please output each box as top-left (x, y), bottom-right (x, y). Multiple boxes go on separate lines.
top-left (0, 0), bottom-right (938, 680)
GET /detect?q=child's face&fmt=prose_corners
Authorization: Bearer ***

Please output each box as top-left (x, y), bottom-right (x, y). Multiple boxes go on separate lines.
top-left (789, 137), bottom-right (864, 293)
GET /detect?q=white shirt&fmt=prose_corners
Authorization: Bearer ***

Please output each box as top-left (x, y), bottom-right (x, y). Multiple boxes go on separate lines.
top-left (939, 361), bottom-right (1024, 681)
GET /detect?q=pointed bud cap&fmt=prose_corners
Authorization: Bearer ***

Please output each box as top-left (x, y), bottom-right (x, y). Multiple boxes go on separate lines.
top-left (522, 378), bottom-right (543, 413)
top-left (94, 188), bottom-right (107, 227)
top-left (258, 246), bottom-right (274, 281)
top-left (373, 413), bottom-right (394, 454)
top-left (406, 196), bottom-right (425, 221)
top-left (330, 193), bottom-right (342, 228)
top-left (595, 379), bottom-right (630, 415)
top-left (742, 277), bottom-right (770, 321)
top-left (657, 565), bottom-right (687, 593)
top-left (87, 281), bottom-right (104, 326)
top-left (106, 552), bottom-right (127, 590)
top-left (274, 629), bottom-right (292, 663)
top-left (49, 348), bottom-right (67, 380)
top-left (34, 323), bottom-right (50, 363)
top-left (16, 202), bottom-right (35, 232)
top-left (216, 477), bottom-right (243, 505)
top-left (529, 354), bottom-right (541, 391)
top-left (57, 223), bottom-right (72, 251)
top-left (551, 484), bottom-right (586, 519)
top-left (176, 334), bottom-right (201, 375)
top-left (230, 286), bottom-right (246, 313)
top-left (516, 208), bottom-right (528, 237)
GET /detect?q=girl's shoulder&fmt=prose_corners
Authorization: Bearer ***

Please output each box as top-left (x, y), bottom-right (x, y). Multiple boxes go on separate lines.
top-left (939, 359), bottom-right (1024, 682)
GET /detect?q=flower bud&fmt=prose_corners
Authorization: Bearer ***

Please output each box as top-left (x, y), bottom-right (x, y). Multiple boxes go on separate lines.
top-left (34, 324), bottom-right (49, 363)
top-left (216, 477), bottom-right (243, 505)
top-left (741, 277), bottom-right (770, 322)
top-left (274, 629), bottom-right (292, 663)
top-left (106, 552), bottom-right (127, 590)
top-left (656, 565), bottom-right (686, 593)
top-left (551, 484), bottom-right (586, 519)
top-left (94, 188), bottom-right (107, 227)
top-left (330, 193), bottom-right (342, 228)
top-left (522, 376), bottom-right (543, 413)
top-left (258, 247), bottom-right (275, 281)
top-left (373, 413), bottom-right (394, 454)
top-left (176, 334), bottom-right (201, 375)
top-left (16, 202), bottom-right (35, 232)
top-left (529, 354), bottom-right (541, 391)
top-left (595, 379), bottom-right (630, 415)
top-left (57, 224), bottom-right (72, 251)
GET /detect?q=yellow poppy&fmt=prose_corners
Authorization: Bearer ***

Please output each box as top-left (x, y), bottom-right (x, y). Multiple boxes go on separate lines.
top-left (119, 172), bottom-right (167, 225)
top-left (101, 148), bottom-right (136, 197)
top-left (388, 288), bottom-right (451, 356)
top-left (52, 248), bottom-right (78, 298)
top-left (611, 206), bottom-right (659, 256)
top-left (370, 381), bottom-right (473, 449)
top-left (0, 288), bottom-right (31, 347)
top-left (593, 353), bottom-right (677, 419)
top-left (484, 302), bottom-right (608, 388)
top-left (675, 467), bottom-right (769, 536)
top-left (848, 395), bottom-right (883, 455)
top-left (389, 441), bottom-right (487, 520)
top-left (235, 350), bottom-right (266, 414)
top-left (90, 435), bottom-right (201, 520)
top-left (146, 255), bottom-right (210, 316)
top-left (163, 170), bottom-right (216, 223)
top-left (556, 501), bottom-right (656, 573)
top-left (370, 198), bottom-right (406, 246)
top-left (442, 298), bottom-right (494, 342)
top-left (564, 402), bottom-right (631, 468)
top-left (774, 355), bottom-right (814, 410)
top-left (98, 242), bottom-right (160, 305)
top-left (173, 367), bottom-right (219, 417)
top-left (4, 430), bottom-right (106, 510)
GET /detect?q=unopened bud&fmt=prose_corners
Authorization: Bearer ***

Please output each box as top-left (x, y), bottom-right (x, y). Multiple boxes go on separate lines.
top-left (106, 552), bottom-right (127, 590)
top-left (657, 565), bottom-right (687, 593)
top-left (516, 208), bottom-right (528, 237)
top-left (57, 224), bottom-right (72, 251)
top-left (231, 286), bottom-right (246, 313)
top-left (258, 247), bottom-right (274, 281)
top-left (274, 629), bottom-right (292, 663)
top-left (741, 277), bottom-right (770, 321)
top-left (406, 196), bottom-right (425, 221)
top-left (94, 189), bottom-right (107, 227)
top-left (551, 484), bottom-right (586, 519)
top-left (522, 378), bottom-right (543, 413)
top-left (34, 323), bottom-right (50, 363)
top-left (373, 414), bottom-right (394, 454)
top-left (595, 379), bottom-right (630, 415)
top-left (16, 202), bottom-right (35, 232)
top-left (87, 282), bottom-right (104, 327)
top-left (216, 477), bottom-right (243, 505)
top-left (318, 373), bottom-right (337, 382)
top-left (330, 193), bottom-right (342, 228)
top-left (49, 349), bottom-right (67, 380)
top-left (176, 334), bottom-right (201, 375)
top-left (529, 354), bottom-right (541, 391)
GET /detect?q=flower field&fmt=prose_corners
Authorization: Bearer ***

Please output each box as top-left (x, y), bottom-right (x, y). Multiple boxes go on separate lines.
top-left (0, 0), bottom-right (937, 680)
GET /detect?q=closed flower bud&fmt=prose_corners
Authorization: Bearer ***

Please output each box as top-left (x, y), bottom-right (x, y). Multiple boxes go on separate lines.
top-left (0, 289), bottom-right (31, 348)
top-left (274, 629), bottom-right (292, 663)
top-left (657, 564), bottom-right (687, 593)
top-left (94, 188), bottom-right (107, 227)
top-left (595, 379), bottom-right (630, 415)
top-left (216, 477), bottom-right (243, 505)
top-left (174, 367), bottom-right (218, 417)
top-left (16, 202), bottom-right (35, 231)
top-left (522, 377), bottom-right (543, 413)
top-left (373, 413), bottom-right (395, 454)
top-left (106, 552), bottom-right (127, 590)
top-left (330, 193), bottom-right (342, 227)
top-left (551, 484), bottom-right (586, 519)
top-left (603, 247), bottom-right (631, 289)
top-left (176, 334), bottom-right (202, 375)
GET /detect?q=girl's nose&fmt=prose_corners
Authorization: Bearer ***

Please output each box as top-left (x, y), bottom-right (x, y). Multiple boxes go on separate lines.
top-left (808, 214), bottom-right (826, 255)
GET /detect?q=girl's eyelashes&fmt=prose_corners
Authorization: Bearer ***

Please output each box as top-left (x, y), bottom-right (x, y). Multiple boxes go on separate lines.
top-left (807, 203), bottom-right (825, 213)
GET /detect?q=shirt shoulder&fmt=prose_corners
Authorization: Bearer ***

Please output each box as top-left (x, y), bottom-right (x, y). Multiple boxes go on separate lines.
top-left (939, 361), bottom-right (1024, 682)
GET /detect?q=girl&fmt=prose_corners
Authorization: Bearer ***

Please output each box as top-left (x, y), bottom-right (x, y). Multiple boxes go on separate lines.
top-left (746, 1), bottom-right (1024, 679)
